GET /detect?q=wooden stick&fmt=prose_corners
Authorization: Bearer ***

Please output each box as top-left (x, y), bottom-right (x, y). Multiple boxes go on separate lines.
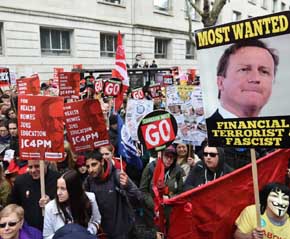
top-left (250, 148), bottom-right (261, 228)
top-left (40, 160), bottom-right (46, 216)
top-left (120, 155), bottom-right (123, 172)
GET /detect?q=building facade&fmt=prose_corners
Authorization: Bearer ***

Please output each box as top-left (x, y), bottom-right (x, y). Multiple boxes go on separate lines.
top-left (0, 0), bottom-right (289, 80)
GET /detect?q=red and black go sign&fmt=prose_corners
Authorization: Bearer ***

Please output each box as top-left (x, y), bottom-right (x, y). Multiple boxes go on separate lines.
top-left (138, 110), bottom-right (177, 151)
top-left (103, 79), bottom-right (121, 97)
top-left (131, 88), bottom-right (144, 99)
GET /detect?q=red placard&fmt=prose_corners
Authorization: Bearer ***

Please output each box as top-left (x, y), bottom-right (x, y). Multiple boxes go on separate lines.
top-left (53, 68), bottom-right (64, 88)
top-left (138, 110), bottom-right (177, 151)
top-left (131, 88), bottom-right (144, 99)
top-left (17, 75), bottom-right (40, 95)
top-left (64, 99), bottom-right (109, 152)
top-left (0, 68), bottom-right (10, 87)
top-left (94, 78), bottom-right (103, 94)
top-left (163, 75), bottom-right (173, 85)
top-left (73, 64), bottom-right (83, 70)
top-left (103, 79), bottom-right (121, 97)
top-left (18, 95), bottom-right (64, 161)
top-left (58, 72), bottom-right (80, 99)
top-left (148, 84), bottom-right (161, 99)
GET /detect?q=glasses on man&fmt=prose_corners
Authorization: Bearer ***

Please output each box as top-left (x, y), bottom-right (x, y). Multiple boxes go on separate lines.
top-left (203, 152), bottom-right (218, 157)
top-left (0, 220), bottom-right (21, 228)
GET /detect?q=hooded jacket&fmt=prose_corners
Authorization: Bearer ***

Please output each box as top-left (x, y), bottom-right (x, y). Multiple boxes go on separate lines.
top-left (183, 147), bottom-right (233, 191)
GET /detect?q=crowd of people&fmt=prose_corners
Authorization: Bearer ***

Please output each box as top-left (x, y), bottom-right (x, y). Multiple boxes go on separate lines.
top-left (0, 78), bottom-right (289, 239)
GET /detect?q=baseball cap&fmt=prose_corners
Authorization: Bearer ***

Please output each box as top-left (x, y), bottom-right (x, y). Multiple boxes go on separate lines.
top-left (164, 145), bottom-right (176, 156)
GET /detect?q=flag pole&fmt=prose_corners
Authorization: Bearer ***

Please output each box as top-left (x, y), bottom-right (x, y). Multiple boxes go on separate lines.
top-left (250, 148), bottom-right (261, 228)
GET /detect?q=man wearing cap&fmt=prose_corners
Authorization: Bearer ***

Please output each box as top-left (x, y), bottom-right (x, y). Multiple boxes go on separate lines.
top-left (139, 145), bottom-right (184, 237)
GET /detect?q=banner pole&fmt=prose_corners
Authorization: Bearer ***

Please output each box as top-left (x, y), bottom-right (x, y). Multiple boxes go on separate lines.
top-left (250, 148), bottom-right (261, 228)
top-left (40, 160), bottom-right (46, 216)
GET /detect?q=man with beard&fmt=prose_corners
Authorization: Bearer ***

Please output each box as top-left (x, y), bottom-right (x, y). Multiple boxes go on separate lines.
top-left (84, 150), bottom-right (142, 239)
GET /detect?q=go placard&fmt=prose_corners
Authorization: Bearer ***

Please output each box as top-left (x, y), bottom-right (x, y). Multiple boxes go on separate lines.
top-left (131, 88), bottom-right (144, 99)
top-left (94, 78), bottom-right (103, 93)
top-left (138, 110), bottom-right (177, 151)
top-left (103, 79), bottom-right (121, 97)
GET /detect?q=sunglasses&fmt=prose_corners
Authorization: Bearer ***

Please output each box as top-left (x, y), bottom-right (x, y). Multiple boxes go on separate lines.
top-left (203, 152), bottom-right (218, 157)
top-left (0, 220), bottom-right (21, 228)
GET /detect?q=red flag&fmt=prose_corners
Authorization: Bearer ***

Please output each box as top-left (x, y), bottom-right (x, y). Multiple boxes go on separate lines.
top-left (152, 156), bottom-right (165, 212)
top-left (164, 149), bottom-right (290, 239)
top-left (112, 31), bottom-right (129, 112)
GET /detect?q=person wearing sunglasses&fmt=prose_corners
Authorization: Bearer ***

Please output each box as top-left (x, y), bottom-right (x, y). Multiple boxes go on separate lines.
top-left (0, 204), bottom-right (42, 239)
top-left (183, 144), bottom-right (233, 191)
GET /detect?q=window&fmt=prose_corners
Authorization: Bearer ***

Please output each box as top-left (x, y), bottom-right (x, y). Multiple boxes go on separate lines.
top-left (232, 11), bottom-right (242, 21)
top-left (261, 0), bottom-right (268, 9)
top-left (100, 33), bottom-right (117, 57)
top-left (272, 0), bottom-right (278, 12)
top-left (187, 0), bottom-right (201, 21)
top-left (186, 41), bottom-right (195, 59)
top-left (154, 0), bottom-right (170, 11)
top-left (281, 2), bottom-right (286, 11)
top-left (154, 38), bottom-right (168, 59)
top-left (40, 28), bottom-right (71, 56)
top-left (103, 0), bottom-right (121, 4)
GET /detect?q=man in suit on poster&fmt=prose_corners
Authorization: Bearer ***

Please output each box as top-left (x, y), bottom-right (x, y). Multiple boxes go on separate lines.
top-left (207, 39), bottom-right (279, 121)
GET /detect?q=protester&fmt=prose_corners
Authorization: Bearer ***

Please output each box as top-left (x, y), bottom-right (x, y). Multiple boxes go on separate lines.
top-left (234, 182), bottom-right (290, 239)
top-left (43, 170), bottom-right (101, 239)
top-left (0, 164), bottom-right (10, 208)
top-left (84, 150), bottom-right (143, 239)
top-left (4, 108), bottom-right (16, 121)
top-left (207, 39), bottom-right (279, 119)
top-left (9, 160), bottom-right (60, 230)
top-left (54, 141), bottom-right (76, 174)
top-left (108, 115), bottom-right (119, 156)
top-left (0, 204), bottom-right (42, 239)
top-left (99, 145), bottom-right (127, 171)
top-left (0, 123), bottom-right (10, 146)
top-left (184, 144), bottom-right (233, 190)
top-left (74, 155), bottom-right (88, 183)
top-left (150, 60), bottom-right (158, 68)
top-left (175, 143), bottom-right (200, 181)
top-left (139, 145), bottom-right (184, 237)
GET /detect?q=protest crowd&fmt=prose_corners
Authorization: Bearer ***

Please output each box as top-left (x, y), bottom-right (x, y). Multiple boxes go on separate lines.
top-left (1, 16), bottom-right (290, 239)
top-left (0, 66), bottom-right (289, 239)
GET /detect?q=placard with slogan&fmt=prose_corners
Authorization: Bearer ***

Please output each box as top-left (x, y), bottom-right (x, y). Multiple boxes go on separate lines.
top-left (58, 72), bottom-right (80, 99)
top-left (0, 68), bottom-right (10, 87)
top-left (131, 88), bottom-right (144, 99)
top-left (64, 99), bottom-right (109, 152)
top-left (195, 11), bottom-right (290, 148)
top-left (103, 79), bottom-right (121, 97)
top-left (18, 95), bottom-right (64, 161)
top-left (53, 67), bottom-right (64, 88)
top-left (16, 75), bottom-right (40, 95)
top-left (137, 110), bottom-right (177, 151)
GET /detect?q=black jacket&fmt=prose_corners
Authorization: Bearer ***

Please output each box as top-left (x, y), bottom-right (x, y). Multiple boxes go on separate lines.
top-left (9, 168), bottom-right (60, 230)
top-left (84, 160), bottom-right (143, 238)
top-left (184, 147), bottom-right (233, 191)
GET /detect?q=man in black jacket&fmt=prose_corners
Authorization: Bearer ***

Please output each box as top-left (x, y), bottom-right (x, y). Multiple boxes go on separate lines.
top-left (184, 145), bottom-right (233, 191)
top-left (84, 150), bottom-right (143, 239)
top-left (9, 160), bottom-right (60, 230)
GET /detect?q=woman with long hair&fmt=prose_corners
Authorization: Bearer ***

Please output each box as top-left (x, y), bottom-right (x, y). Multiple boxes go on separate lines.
top-left (43, 170), bottom-right (101, 239)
